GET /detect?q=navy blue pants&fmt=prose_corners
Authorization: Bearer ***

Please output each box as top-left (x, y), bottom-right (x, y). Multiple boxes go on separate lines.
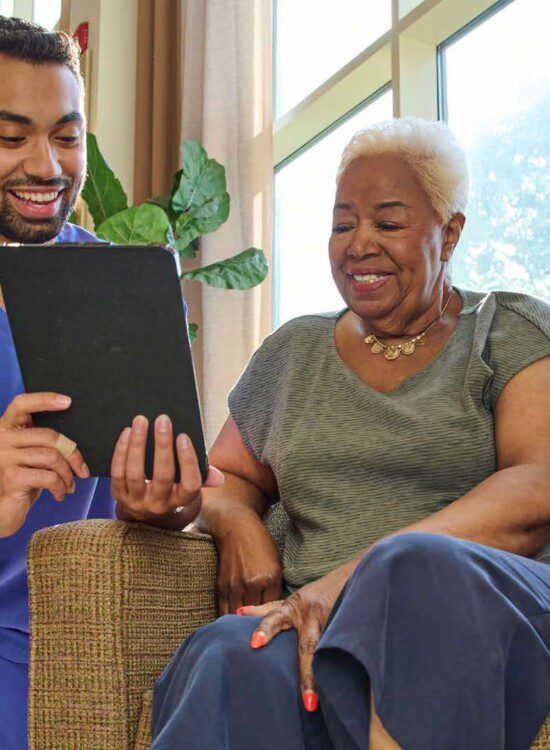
top-left (152, 533), bottom-right (550, 749)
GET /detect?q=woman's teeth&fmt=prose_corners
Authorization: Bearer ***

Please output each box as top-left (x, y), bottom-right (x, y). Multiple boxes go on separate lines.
top-left (352, 273), bottom-right (386, 282)
top-left (12, 190), bottom-right (60, 203)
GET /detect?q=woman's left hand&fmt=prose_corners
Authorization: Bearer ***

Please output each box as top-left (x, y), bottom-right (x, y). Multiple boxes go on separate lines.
top-left (237, 561), bottom-right (356, 712)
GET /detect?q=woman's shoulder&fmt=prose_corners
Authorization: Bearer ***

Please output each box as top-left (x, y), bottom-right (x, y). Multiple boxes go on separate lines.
top-left (457, 286), bottom-right (550, 407)
top-left (457, 286), bottom-right (549, 338)
top-left (259, 310), bottom-right (344, 356)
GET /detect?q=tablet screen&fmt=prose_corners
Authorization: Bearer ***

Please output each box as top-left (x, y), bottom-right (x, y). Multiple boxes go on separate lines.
top-left (0, 243), bottom-right (207, 482)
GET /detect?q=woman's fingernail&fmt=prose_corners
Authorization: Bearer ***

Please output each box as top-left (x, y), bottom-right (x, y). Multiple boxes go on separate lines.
top-left (250, 632), bottom-right (267, 649)
top-left (133, 415), bottom-right (147, 434)
top-left (81, 463), bottom-right (90, 478)
top-left (56, 395), bottom-right (72, 406)
top-left (179, 434), bottom-right (190, 450)
top-left (302, 690), bottom-right (318, 712)
top-left (157, 414), bottom-right (170, 433)
top-left (236, 607), bottom-right (245, 616)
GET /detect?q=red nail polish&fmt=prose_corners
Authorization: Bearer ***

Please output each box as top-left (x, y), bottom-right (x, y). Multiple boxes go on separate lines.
top-left (302, 690), bottom-right (318, 712)
top-left (236, 607), bottom-right (244, 616)
top-left (250, 632), bottom-right (267, 649)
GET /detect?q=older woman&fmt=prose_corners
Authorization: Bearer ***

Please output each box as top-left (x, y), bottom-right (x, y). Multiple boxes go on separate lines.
top-left (150, 118), bottom-right (550, 749)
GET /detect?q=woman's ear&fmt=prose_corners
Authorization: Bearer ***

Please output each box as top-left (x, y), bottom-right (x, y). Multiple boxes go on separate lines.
top-left (441, 213), bottom-right (466, 262)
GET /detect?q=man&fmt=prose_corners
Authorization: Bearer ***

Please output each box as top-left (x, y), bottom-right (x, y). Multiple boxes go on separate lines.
top-left (0, 17), bottom-right (221, 749)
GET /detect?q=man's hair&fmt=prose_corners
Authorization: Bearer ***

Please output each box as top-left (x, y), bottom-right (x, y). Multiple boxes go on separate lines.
top-left (0, 15), bottom-right (81, 81)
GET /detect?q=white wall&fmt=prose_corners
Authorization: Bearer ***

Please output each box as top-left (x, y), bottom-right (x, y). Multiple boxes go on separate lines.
top-left (66, 0), bottom-right (138, 201)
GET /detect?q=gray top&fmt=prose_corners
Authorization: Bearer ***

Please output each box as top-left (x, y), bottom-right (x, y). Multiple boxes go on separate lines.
top-left (228, 288), bottom-right (550, 590)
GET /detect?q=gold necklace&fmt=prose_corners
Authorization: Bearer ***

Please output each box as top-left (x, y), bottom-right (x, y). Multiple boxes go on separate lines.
top-left (364, 292), bottom-right (453, 361)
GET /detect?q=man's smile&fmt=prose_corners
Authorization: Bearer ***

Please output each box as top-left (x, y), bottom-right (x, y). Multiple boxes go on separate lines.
top-left (5, 186), bottom-right (65, 221)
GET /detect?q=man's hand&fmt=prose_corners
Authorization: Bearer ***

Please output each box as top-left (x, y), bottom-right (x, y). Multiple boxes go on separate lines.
top-left (111, 414), bottom-right (224, 529)
top-left (0, 392), bottom-right (90, 538)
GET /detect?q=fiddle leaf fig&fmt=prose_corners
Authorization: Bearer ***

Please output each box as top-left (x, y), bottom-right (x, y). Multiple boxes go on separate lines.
top-left (82, 133), bottom-right (128, 229)
top-left (182, 248), bottom-right (268, 290)
top-left (96, 203), bottom-right (170, 245)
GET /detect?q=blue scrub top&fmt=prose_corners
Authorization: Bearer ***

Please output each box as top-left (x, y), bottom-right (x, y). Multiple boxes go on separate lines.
top-left (0, 224), bottom-right (117, 664)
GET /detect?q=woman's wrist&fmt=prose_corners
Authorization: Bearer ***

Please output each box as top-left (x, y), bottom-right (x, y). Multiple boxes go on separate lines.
top-left (198, 499), bottom-right (263, 538)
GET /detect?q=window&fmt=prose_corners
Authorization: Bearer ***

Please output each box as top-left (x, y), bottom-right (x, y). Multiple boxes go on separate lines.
top-left (1, 0), bottom-right (62, 30)
top-left (273, 0), bottom-right (549, 329)
top-left (440, 0), bottom-right (549, 298)
top-left (0, 0), bottom-right (14, 15)
top-left (275, 1), bottom-right (391, 118)
top-left (274, 88), bottom-right (392, 325)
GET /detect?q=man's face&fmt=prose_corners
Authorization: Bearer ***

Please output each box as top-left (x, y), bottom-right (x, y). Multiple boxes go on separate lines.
top-left (0, 55), bottom-right (85, 244)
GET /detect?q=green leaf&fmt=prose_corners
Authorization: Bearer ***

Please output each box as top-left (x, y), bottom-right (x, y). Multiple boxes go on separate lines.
top-left (175, 212), bottom-right (201, 252)
top-left (194, 192), bottom-right (230, 233)
top-left (182, 248), bottom-right (268, 290)
top-left (172, 141), bottom-right (227, 215)
top-left (147, 194), bottom-right (171, 212)
top-left (188, 322), bottom-right (198, 342)
top-left (82, 132), bottom-right (128, 229)
top-left (96, 203), bottom-right (170, 244)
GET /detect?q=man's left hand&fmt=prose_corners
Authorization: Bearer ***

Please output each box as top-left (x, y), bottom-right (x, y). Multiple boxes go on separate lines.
top-left (111, 414), bottom-right (223, 528)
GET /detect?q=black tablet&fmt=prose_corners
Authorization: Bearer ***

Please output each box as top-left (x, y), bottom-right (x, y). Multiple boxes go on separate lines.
top-left (0, 243), bottom-right (207, 482)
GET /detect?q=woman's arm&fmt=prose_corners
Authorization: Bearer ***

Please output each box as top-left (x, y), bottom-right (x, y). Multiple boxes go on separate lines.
top-left (196, 416), bottom-right (283, 614)
top-left (394, 356), bottom-right (550, 556)
top-left (196, 415), bottom-right (278, 534)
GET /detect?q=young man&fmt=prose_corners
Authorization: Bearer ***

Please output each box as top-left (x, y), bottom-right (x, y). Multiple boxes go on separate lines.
top-left (0, 17), bottom-right (220, 749)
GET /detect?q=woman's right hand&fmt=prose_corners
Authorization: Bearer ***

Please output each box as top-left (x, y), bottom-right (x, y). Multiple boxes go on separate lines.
top-left (214, 510), bottom-right (283, 615)
top-left (0, 392), bottom-right (89, 538)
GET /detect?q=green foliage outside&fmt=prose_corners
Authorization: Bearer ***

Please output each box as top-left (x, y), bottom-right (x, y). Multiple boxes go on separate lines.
top-left (451, 97), bottom-right (549, 300)
top-left (76, 134), bottom-right (269, 340)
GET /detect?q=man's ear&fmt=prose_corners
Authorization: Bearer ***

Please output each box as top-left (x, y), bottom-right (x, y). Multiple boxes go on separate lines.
top-left (441, 213), bottom-right (466, 262)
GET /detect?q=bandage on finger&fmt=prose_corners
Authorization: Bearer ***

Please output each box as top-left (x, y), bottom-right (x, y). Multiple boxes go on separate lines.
top-left (55, 433), bottom-right (78, 461)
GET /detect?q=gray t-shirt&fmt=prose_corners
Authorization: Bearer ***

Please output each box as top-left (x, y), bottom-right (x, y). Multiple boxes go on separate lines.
top-left (228, 288), bottom-right (550, 591)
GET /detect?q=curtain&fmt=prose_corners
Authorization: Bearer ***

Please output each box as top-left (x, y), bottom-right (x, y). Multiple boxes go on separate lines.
top-left (134, 0), bottom-right (184, 203)
top-left (180, 0), bottom-right (273, 447)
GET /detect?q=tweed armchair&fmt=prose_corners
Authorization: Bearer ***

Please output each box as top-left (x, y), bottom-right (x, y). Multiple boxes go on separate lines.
top-left (27, 518), bottom-right (550, 750)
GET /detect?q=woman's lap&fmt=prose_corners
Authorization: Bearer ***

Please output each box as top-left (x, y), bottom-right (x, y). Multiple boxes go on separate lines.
top-left (152, 532), bottom-right (550, 750)
top-left (0, 655), bottom-right (28, 750)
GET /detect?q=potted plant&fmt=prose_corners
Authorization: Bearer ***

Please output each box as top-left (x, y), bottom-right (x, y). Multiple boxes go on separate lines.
top-left (76, 134), bottom-right (268, 340)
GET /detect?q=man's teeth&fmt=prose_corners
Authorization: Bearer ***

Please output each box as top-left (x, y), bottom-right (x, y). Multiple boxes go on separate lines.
top-left (352, 273), bottom-right (386, 282)
top-left (13, 190), bottom-right (60, 203)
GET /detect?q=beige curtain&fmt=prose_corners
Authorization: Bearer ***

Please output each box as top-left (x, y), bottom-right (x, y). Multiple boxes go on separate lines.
top-left (134, 0), bottom-right (184, 203)
top-left (181, 0), bottom-right (273, 447)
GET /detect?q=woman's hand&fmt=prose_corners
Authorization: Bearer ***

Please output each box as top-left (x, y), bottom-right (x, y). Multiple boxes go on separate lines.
top-left (111, 414), bottom-right (224, 528)
top-left (238, 562), bottom-right (356, 712)
top-left (214, 509), bottom-right (283, 615)
top-left (0, 392), bottom-right (89, 538)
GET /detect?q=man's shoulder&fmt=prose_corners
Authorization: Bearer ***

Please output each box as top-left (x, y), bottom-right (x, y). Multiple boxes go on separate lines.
top-left (56, 223), bottom-right (100, 244)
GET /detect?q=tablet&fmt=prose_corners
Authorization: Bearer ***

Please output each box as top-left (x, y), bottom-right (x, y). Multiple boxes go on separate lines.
top-left (0, 243), bottom-right (207, 482)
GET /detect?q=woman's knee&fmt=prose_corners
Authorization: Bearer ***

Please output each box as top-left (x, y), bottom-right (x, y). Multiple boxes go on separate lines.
top-left (369, 532), bottom-right (467, 573)
top-left (350, 532), bottom-right (474, 606)
top-left (158, 614), bottom-right (298, 690)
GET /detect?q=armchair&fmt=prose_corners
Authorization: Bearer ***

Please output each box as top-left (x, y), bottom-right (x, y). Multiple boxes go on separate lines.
top-left (26, 518), bottom-right (550, 749)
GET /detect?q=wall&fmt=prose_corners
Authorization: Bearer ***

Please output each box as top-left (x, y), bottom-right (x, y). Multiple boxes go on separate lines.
top-left (64, 0), bottom-right (138, 201)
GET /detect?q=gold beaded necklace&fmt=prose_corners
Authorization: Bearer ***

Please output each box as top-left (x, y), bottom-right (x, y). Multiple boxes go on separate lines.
top-left (364, 292), bottom-right (453, 361)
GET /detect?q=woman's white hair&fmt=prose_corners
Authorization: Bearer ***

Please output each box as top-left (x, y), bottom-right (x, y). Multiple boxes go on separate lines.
top-left (336, 117), bottom-right (469, 223)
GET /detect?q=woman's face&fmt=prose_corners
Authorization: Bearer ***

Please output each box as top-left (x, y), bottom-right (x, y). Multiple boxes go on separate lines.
top-left (329, 153), bottom-right (452, 322)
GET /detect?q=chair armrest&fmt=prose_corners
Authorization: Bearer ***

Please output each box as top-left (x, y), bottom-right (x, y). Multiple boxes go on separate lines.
top-left (27, 519), bottom-right (218, 750)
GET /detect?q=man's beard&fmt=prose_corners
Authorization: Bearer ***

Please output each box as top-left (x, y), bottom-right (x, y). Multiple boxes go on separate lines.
top-left (0, 175), bottom-right (83, 244)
